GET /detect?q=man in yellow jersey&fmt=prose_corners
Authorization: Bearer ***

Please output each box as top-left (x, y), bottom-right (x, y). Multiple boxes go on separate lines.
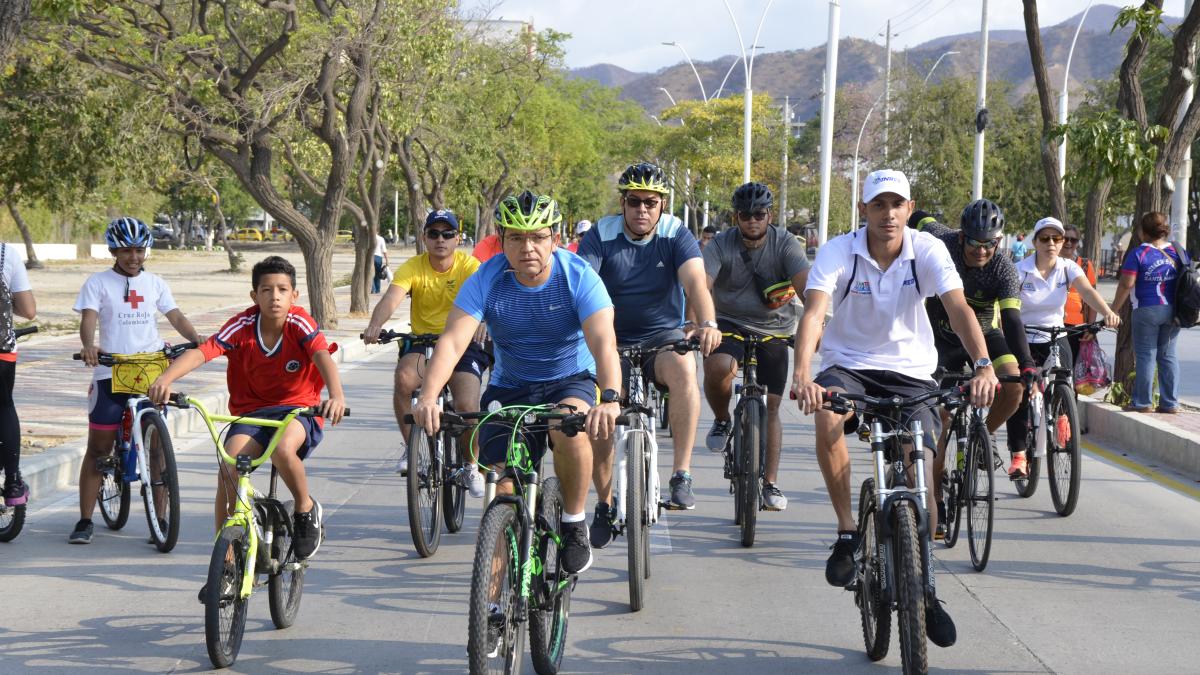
top-left (364, 209), bottom-right (488, 493)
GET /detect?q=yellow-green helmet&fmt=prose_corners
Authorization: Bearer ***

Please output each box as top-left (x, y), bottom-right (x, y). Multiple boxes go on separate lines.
top-left (495, 190), bottom-right (562, 232)
top-left (618, 162), bottom-right (670, 194)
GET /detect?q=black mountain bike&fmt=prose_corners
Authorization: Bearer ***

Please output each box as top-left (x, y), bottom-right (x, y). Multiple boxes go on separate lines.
top-left (371, 329), bottom-right (470, 557)
top-left (721, 331), bottom-right (792, 547)
top-left (935, 372), bottom-right (997, 571)
top-left (826, 385), bottom-right (966, 675)
top-left (0, 325), bottom-right (38, 542)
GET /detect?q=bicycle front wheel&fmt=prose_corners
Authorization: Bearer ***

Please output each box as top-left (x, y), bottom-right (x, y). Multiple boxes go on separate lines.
top-left (141, 412), bottom-right (180, 553)
top-left (942, 419), bottom-right (965, 549)
top-left (0, 503), bottom-right (25, 542)
top-left (442, 431), bottom-right (468, 534)
top-left (530, 477), bottom-right (571, 674)
top-left (739, 399), bottom-right (764, 548)
top-left (269, 505), bottom-right (305, 629)
top-left (98, 456), bottom-right (130, 531)
top-left (205, 525), bottom-right (249, 669)
top-left (1047, 383), bottom-right (1082, 516)
top-left (406, 426), bottom-right (442, 558)
top-left (966, 423), bottom-right (994, 572)
top-left (625, 420), bottom-right (647, 612)
top-left (468, 502), bottom-right (523, 675)
top-left (1015, 412), bottom-right (1041, 498)
top-left (893, 501), bottom-right (929, 675)
top-left (857, 479), bottom-right (890, 661)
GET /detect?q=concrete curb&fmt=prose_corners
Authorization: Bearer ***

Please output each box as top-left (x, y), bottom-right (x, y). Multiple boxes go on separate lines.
top-left (20, 336), bottom-right (374, 505)
top-left (1078, 397), bottom-right (1200, 478)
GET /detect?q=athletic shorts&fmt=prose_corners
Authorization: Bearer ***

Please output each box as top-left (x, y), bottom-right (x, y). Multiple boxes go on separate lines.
top-left (400, 340), bottom-right (491, 380)
top-left (815, 366), bottom-right (941, 452)
top-left (476, 371), bottom-right (597, 467)
top-left (88, 379), bottom-right (135, 430)
top-left (934, 328), bottom-right (1016, 378)
top-left (710, 320), bottom-right (791, 396)
top-left (619, 328), bottom-right (686, 391)
top-left (226, 405), bottom-right (325, 460)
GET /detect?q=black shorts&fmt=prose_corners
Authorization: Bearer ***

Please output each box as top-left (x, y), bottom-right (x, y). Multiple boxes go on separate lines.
top-left (400, 340), bottom-right (491, 380)
top-left (619, 328), bottom-right (686, 391)
top-left (935, 328), bottom-right (1016, 378)
top-left (710, 320), bottom-right (791, 396)
top-left (815, 366), bottom-right (941, 452)
top-left (476, 372), bottom-right (597, 467)
top-left (226, 405), bottom-right (324, 460)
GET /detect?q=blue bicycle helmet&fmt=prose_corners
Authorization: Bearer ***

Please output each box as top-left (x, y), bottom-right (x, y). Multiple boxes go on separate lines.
top-left (105, 217), bottom-right (153, 249)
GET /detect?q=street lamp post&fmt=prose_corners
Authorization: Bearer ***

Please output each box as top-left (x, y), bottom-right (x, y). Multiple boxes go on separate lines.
top-left (851, 92), bottom-right (886, 232)
top-left (1058, 0), bottom-right (1094, 183)
top-left (971, 0), bottom-right (989, 200)
top-left (662, 41), bottom-right (709, 102)
top-left (817, 1), bottom-right (840, 246)
top-left (723, 0), bottom-right (776, 183)
top-left (924, 50), bottom-right (959, 84)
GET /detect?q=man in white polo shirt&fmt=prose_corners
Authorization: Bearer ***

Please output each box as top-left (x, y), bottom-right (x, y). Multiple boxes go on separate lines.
top-left (792, 169), bottom-right (998, 649)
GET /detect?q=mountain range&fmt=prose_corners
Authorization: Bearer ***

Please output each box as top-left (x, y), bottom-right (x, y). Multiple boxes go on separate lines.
top-left (568, 4), bottom-right (1179, 121)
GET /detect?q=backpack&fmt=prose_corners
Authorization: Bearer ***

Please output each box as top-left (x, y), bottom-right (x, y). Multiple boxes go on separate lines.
top-left (0, 244), bottom-right (14, 352)
top-left (1171, 241), bottom-right (1200, 328)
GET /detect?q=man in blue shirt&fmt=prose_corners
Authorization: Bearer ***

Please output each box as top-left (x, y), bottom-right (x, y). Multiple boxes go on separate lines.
top-left (413, 191), bottom-right (620, 576)
top-left (577, 162), bottom-right (721, 547)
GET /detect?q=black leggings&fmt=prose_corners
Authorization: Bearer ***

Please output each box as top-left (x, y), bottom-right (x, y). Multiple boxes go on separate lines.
top-left (1005, 337), bottom-right (1074, 452)
top-left (0, 360), bottom-right (19, 477)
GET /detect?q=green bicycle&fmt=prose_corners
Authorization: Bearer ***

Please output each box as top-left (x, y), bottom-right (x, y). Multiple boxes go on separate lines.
top-left (166, 393), bottom-right (348, 669)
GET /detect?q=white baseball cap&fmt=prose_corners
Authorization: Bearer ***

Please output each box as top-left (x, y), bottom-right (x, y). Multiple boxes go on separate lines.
top-left (861, 169), bottom-right (912, 204)
top-left (1032, 217), bottom-right (1065, 237)
top-left (575, 219), bottom-right (592, 234)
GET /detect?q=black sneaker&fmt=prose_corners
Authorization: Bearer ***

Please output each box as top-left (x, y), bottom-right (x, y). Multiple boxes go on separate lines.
top-left (935, 501), bottom-right (947, 541)
top-left (293, 498), bottom-right (324, 560)
top-left (68, 519), bottom-right (94, 544)
top-left (825, 530), bottom-right (860, 587)
top-left (3, 473), bottom-right (29, 506)
top-left (668, 470), bottom-right (695, 510)
top-left (559, 520), bottom-right (593, 575)
top-left (589, 502), bottom-right (615, 549)
top-left (926, 599), bottom-right (957, 647)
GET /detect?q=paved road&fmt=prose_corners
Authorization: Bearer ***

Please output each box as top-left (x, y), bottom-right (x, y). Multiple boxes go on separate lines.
top-left (4, 349), bottom-right (1200, 673)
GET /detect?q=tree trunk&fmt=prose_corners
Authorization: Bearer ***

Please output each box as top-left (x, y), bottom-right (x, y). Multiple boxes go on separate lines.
top-left (0, 0), bottom-right (30, 65)
top-left (1082, 177), bottom-right (1111, 267)
top-left (1021, 0), bottom-right (1067, 221)
top-left (1110, 227), bottom-right (1145, 406)
top-left (5, 201), bottom-right (41, 268)
top-left (304, 238), bottom-right (337, 331)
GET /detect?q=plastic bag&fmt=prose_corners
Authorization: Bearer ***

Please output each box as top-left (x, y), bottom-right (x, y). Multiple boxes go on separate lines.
top-left (1074, 339), bottom-right (1111, 395)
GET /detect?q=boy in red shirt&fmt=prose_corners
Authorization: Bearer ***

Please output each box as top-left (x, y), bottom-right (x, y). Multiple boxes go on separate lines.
top-left (150, 256), bottom-right (346, 560)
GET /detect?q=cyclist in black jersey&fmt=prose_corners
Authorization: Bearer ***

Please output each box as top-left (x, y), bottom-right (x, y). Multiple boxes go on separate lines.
top-left (911, 202), bottom-right (1036, 534)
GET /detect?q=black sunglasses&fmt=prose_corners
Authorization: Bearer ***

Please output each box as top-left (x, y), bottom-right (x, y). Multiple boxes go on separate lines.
top-left (624, 196), bottom-right (662, 210)
top-left (424, 229), bottom-right (458, 240)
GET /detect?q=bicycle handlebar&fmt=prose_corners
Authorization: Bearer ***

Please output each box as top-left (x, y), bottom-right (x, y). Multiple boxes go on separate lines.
top-left (1024, 320), bottom-right (1107, 340)
top-left (364, 329), bottom-right (439, 346)
top-left (822, 386), bottom-right (966, 417)
top-left (403, 409), bottom-right (628, 436)
top-left (617, 336), bottom-right (701, 359)
top-left (166, 392), bottom-right (348, 418)
top-left (73, 342), bottom-right (199, 365)
top-left (14, 326), bottom-right (38, 338)
top-left (720, 331), bottom-right (795, 347)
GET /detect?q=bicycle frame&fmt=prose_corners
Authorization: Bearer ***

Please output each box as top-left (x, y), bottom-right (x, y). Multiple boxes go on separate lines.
top-left (611, 352), bottom-right (661, 531)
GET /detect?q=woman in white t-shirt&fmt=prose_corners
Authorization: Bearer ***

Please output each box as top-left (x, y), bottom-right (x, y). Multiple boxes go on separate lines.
top-left (372, 233), bottom-right (389, 294)
top-left (1, 242), bottom-right (37, 507)
top-left (1006, 217), bottom-right (1119, 457)
top-left (67, 217), bottom-right (203, 545)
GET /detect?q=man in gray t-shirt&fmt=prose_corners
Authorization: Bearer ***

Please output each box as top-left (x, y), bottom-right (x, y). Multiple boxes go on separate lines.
top-left (701, 182), bottom-right (809, 511)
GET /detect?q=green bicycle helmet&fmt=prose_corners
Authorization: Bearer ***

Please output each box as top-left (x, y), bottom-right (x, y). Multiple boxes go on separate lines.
top-left (495, 190), bottom-right (562, 232)
top-left (618, 162), bottom-right (670, 194)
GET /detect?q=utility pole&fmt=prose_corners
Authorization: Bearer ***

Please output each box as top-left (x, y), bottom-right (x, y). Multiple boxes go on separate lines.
top-left (781, 96), bottom-right (789, 226)
top-left (883, 19), bottom-right (892, 162)
top-left (971, 0), bottom-right (989, 200)
top-left (818, 0), bottom-right (840, 246)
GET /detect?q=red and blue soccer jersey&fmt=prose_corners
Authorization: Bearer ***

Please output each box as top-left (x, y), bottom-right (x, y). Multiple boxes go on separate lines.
top-left (199, 305), bottom-right (334, 417)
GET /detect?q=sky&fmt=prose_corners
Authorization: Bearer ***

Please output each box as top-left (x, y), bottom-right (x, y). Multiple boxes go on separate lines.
top-left (464, 1), bottom-right (1189, 73)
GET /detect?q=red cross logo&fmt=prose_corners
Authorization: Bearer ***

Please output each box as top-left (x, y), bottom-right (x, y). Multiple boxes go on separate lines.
top-left (126, 290), bottom-right (145, 309)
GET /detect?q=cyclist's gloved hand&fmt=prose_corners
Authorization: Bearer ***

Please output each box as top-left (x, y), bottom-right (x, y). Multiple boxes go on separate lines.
top-left (908, 210), bottom-right (934, 230)
top-left (1020, 367), bottom-right (1039, 390)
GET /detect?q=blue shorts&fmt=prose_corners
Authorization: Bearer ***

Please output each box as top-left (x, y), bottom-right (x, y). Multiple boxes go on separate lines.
top-left (88, 379), bottom-right (134, 430)
top-left (226, 405), bottom-right (324, 460)
top-left (401, 340), bottom-right (491, 380)
top-left (476, 372), bottom-right (597, 466)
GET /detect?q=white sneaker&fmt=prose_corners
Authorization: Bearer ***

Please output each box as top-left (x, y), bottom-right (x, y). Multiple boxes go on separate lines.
top-left (395, 447), bottom-right (408, 476)
top-left (762, 482), bottom-right (788, 511)
top-left (467, 468), bottom-right (485, 499)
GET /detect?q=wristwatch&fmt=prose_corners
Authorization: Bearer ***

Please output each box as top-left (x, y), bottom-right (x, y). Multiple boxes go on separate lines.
top-left (974, 357), bottom-right (993, 370)
top-left (699, 320), bottom-right (719, 329)
top-left (600, 388), bottom-right (620, 404)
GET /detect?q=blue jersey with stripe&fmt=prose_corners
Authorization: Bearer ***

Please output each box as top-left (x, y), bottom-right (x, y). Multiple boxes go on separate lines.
top-left (454, 247), bottom-right (612, 387)
top-left (576, 213), bottom-right (700, 344)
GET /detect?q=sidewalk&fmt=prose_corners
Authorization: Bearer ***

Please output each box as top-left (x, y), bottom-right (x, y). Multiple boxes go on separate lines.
top-left (1079, 396), bottom-right (1200, 477)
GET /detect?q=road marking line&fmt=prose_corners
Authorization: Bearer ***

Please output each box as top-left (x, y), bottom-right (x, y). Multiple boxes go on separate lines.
top-left (1082, 439), bottom-right (1200, 501)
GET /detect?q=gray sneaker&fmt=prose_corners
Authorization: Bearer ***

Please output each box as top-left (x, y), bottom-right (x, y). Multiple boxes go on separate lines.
top-left (762, 482), bottom-right (788, 511)
top-left (705, 419), bottom-right (732, 452)
top-left (668, 470), bottom-right (695, 510)
top-left (395, 447), bottom-right (408, 476)
top-left (68, 519), bottom-right (94, 544)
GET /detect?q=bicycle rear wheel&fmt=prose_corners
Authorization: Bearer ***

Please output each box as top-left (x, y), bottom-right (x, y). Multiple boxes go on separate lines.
top-left (141, 412), bottom-right (180, 553)
top-left (443, 431), bottom-right (468, 534)
top-left (468, 502), bottom-right (523, 675)
top-left (406, 426), bottom-right (442, 558)
top-left (0, 503), bottom-right (25, 542)
top-left (530, 477), bottom-right (572, 673)
top-left (856, 479), bottom-right (890, 661)
top-left (625, 419), bottom-right (647, 612)
top-left (738, 399), bottom-right (764, 548)
top-left (269, 504), bottom-right (305, 629)
top-left (966, 422), bottom-right (994, 572)
top-left (205, 525), bottom-right (249, 669)
top-left (942, 417), bottom-right (964, 549)
top-left (1047, 383), bottom-right (1081, 517)
top-left (893, 501), bottom-right (929, 675)
top-left (98, 455), bottom-right (130, 530)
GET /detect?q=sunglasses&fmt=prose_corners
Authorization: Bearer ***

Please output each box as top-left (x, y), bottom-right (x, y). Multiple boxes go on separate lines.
top-left (965, 236), bottom-right (999, 250)
top-left (624, 196), bottom-right (662, 210)
top-left (738, 211), bottom-right (769, 222)
top-left (1064, 237), bottom-right (1080, 244)
top-left (424, 229), bottom-right (458, 240)
top-left (1037, 234), bottom-right (1064, 244)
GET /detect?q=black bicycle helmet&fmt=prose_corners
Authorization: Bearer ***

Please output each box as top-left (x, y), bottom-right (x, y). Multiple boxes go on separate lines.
top-left (732, 182), bottom-right (773, 212)
top-left (617, 162), bottom-right (670, 194)
top-left (960, 199), bottom-right (1005, 241)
